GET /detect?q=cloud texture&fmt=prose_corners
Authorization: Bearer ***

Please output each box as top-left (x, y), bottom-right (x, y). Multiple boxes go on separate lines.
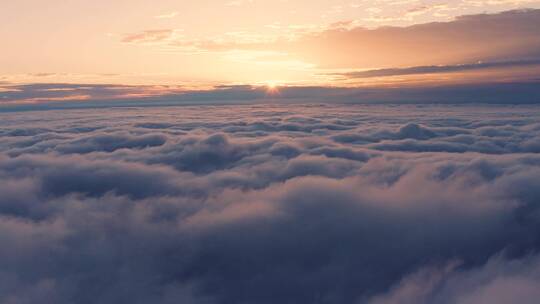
top-left (1, 104), bottom-right (540, 303)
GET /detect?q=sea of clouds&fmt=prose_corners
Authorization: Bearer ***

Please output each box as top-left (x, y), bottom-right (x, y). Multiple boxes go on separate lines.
top-left (1, 104), bottom-right (540, 304)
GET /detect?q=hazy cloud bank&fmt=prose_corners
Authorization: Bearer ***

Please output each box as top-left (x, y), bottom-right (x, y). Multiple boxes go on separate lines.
top-left (1, 81), bottom-right (540, 110)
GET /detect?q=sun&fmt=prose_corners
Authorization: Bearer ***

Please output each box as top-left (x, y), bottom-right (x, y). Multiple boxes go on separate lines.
top-left (265, 81), bottom-right (280, 94)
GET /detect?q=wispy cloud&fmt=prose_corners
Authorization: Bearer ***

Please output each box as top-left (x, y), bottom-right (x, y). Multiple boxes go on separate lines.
top-left (122, 29), bottom-right (175, 43)
top-left (121, 9), bottom-right (540, 74)
top-left (336, 59), bottom-right (540, 79)
top-left (0, 83), bottom-right (184, 105)
top-left (226, 0), bottom-right (255, 7)
top-left (154, 11), bottom-right (178, 19)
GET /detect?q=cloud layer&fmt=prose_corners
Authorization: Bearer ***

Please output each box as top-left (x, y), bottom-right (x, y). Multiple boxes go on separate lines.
top-left (1, 104), bottom-right (540, 303)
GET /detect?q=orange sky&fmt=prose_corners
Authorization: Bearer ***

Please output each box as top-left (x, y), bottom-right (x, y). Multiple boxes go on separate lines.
top-left (2, 0), bottom-right (540, 88)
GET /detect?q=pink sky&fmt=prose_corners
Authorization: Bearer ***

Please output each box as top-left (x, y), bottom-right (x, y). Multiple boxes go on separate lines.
top-left (2, 1), bottom-right (540, 89)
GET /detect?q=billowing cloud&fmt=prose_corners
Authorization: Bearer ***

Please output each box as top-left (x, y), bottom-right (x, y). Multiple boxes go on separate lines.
top-left (367, 255), bottom-right (540, 304)
top-left (1, 104), bottom-right (540, 303)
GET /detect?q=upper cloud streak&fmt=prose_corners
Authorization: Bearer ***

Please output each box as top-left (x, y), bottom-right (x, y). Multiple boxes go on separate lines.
top-left (337, 58), bottom-right (540, 79)
top-left (122, 29), bottom-right (175, 43)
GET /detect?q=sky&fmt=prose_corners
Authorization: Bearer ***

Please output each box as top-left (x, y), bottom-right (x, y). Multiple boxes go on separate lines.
top-left (2, 3), bottom-right (540, 303)
top-left (2, 0), bottom-right (540, 105)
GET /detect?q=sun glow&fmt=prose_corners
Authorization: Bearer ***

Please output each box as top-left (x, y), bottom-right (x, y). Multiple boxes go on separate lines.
top-left (265, 81), bottom-right (280, 94)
